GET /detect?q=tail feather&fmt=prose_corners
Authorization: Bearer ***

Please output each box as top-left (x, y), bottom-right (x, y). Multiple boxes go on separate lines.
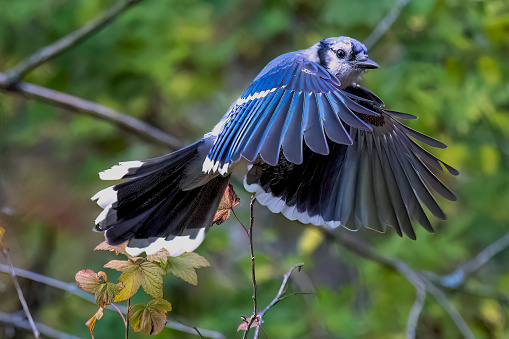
top-left (92, 140), bottom-right (230, 256)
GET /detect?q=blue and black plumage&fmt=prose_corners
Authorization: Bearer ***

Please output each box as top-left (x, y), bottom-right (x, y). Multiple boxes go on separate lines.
top-left (92, 36), bottom-right (458, 256)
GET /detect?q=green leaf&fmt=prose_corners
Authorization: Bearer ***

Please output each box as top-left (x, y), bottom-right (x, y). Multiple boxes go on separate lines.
top-left (129, 299), bottom-right (172, 335)
top-left (165, 252), bottom-right (210, 285)
top-left (113, 259), bottom-right (166, 301)
top-left (140, 261), bottom-right (165, 299)
top-left (147, 298), bottom-right (172, 313)
top-left (95, 282), bottom-right (120, 308)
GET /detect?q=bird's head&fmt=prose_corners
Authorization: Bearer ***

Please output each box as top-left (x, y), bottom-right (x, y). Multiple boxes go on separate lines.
top-left (311, 36), bottom-right (379, 88)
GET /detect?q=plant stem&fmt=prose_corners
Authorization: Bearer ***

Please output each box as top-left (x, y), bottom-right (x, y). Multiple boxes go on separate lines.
top-left (126, 298), bottom-right (130, 339)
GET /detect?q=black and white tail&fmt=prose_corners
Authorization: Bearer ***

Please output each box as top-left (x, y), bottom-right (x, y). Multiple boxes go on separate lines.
top-left (92, 140), bottom-right (230, 256)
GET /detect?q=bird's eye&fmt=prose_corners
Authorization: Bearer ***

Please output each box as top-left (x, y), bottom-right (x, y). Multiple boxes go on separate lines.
top-left (336, 49), bottom-right (346, 58)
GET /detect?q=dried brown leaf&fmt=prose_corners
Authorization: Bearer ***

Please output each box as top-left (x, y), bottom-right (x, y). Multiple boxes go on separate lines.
top-left (94, 241), bottom-right (129, 256)
top-left (104, 259), bottom-right (135, 272)
top-left (213, 184), bottom-right (239, 225)
top-left (146, 248), bottom-right (171, 262)
top-left (75, 270), bottom-right (102, 293)
top-left (237, 315), bottom-right (261, 332)
top-left (85, 307), bottom-right (104, 339)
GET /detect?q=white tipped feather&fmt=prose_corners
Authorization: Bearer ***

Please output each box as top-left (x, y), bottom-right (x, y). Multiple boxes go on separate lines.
top-left (92, 186), bottom-right (117, 224)
top-left (95, 203), bottom-right (113, 225)
top-left (99, 161), bottom-right (144, 180)
top-left (244, 177), bottom-right (331, 227)
top-left (125, 228), bottom-right (206, 256)
top-left (202, 157), bottom-right (230, 175)
top-left (91, 186), bottom-right (117, 208)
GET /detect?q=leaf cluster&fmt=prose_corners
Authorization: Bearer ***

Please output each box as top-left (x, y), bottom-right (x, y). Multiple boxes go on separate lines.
top-left (75, 244), bottom-right (210, 336)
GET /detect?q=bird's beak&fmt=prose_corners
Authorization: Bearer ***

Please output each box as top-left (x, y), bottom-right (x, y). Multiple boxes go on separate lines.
top-left (356, 58), bottom-right (379, 69)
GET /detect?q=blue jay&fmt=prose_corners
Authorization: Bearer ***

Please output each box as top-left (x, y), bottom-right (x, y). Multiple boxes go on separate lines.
top-left (92, 36), bottom-right (458, 256)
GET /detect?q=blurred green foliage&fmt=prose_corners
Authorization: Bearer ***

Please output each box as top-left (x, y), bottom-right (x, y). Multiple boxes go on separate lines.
top-left (1, 0), bottom-right (509, 338)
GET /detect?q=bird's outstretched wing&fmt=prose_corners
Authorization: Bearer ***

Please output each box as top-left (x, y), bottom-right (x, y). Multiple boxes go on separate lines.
top-left (204, 53), bottom-right (380, 173)
top-left (245, 84), bottom-right (458, 239)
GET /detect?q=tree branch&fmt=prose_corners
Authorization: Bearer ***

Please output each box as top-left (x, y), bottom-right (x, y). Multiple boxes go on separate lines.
top-left (1, 248), bottom-right (40, 339)
top-left (4, 0), bottom-right (144, 84)
top-left (321, 228), bottom-right (477, 338)
top-left (242, 196), bottom-right (258, 339)
top-left (437, 232), bottom-right (509, 289)
top-left (253, 263), bottom-right (305, 339)
top-left (364, 0), bottom-right (411, 49)
top-left (0, 264), bottom-right (225, 339)
top-left (0, 72), bottom-right (183, 149)
top-left (0, 311), bottom-right (80, 339)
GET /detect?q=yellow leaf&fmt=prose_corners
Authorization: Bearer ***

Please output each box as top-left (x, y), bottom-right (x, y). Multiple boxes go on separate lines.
top-left (115, 266), bottom-right (143, 302)
top-left (114, 260), bottom-right (165, 301)
top-left (85, 308), bottom-right (104, 339)
top-left (298, 227), bottom-right (324, 255)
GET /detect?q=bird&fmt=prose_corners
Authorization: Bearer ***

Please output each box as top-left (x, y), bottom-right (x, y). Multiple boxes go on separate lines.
top-left (92, 36), bottom-right (458, 257)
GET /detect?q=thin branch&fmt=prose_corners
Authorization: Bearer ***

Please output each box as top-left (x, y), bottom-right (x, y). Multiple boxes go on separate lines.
top-left (0, 72), bottom-right (183, 149)
top-left (424, 281), bottom-right (475, 339)
top-left (364, 0), bottom-right (411, 49)
top-left (253, 263), bottom-right (305, 339)
top-left (405, 277), bottom-right (426, 339)
top-left (167, 315), bottom-right (206, 339)
top-left (321, 228), bottom-right (475, 338)
top-left (4, 0), bottom-right (144, 84)
top-left (0, 264), bottom-right (225, 339)
top-left (243, 196), bottom-right (258, 339)
top-left (438, 232), bottom-right (509, 289)
top-left (0, 311), bottom-right (80, 339)
top-left (1, 249), bottom-right (40, 339)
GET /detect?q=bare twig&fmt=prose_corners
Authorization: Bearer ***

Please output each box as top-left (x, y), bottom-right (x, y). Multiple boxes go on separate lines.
top-left (0, 264), bottom-right (225, 339)
top-left (364, 0), bottom-right (411, 49)
top-left (438, 232), bottom-right (509, 289)
top-left (168, 315), bottom-right (206, 339)
top-left (253, 263), bottom-right (305, 339)
top-left (0, 311), bottom-right (80, 339)
top-left (1, 248), bottom-right (41, 339)
top-left (243, 196), bottom-right (258, 339)
top-left (321, 228), bottom-right (476, 338)
top-left (405, 276), bottom-right (426, 338)
top-left (0, 72), bottom-right (182, 149)
top-left (4, 0), bottom-right (144, 84)
top-left (425, 280), bottom-right (475, 339)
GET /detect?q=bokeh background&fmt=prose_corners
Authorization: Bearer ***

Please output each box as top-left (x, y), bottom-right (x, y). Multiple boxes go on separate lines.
top-left (1, 0), bottom-right (509, 338)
